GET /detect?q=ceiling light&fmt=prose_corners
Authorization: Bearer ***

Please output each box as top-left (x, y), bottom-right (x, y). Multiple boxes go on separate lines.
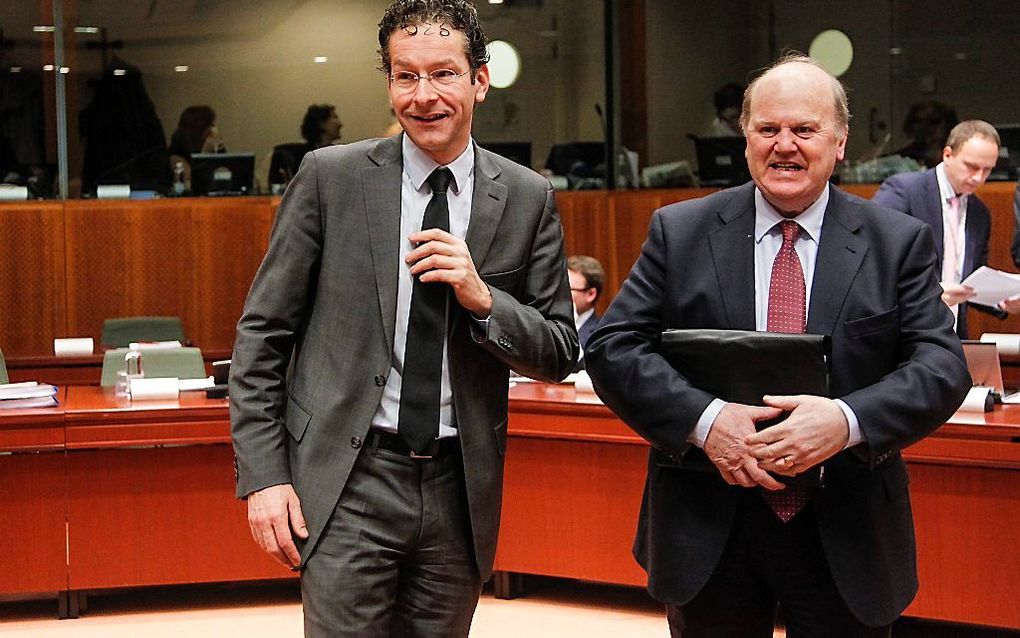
top-left (489, 0), bottom-right (504, 3)
top-left (313, 56), bottom-right (328, 64)
top-left (10, 66), bottom-right (23, 73)
top-left (113, 68), bottom-right (126, 76)
top-left (487, 40), bottom-right (521, 89)
top-left (59, 67), bottom-right (70, 74)
top-left (74, 26), bottom-right (100, 34)
top-left (175, 65), bottom-right (189, 73)
top-left (33, 25), bottom-right (56, 33)
top-left (43, 64), bottom-right (54, 71)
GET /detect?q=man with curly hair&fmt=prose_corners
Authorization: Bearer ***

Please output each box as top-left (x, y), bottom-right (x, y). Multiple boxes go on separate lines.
top-left (230, 1), bottom-right (577, 635)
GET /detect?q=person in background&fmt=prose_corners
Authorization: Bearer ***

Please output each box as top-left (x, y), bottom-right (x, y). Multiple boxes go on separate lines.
top-left (888, 100), bottom-right (958, 169)
top-left (269, 104), bottom-right (343, 187)
top-left (230, 0), bottom-right (577, 635)
top-left (567, 254), bottom-right (605, 370)
top-left (705, 82), bottom-right (745, 137)
top-left (1010, 178), bottom-right (1020, 269)
top-left (873, 120), bottom-right (1020, 338)
top-left (586, 54), bottom-right (969, 637)
top-left (168, 105), bottom-right (224, 187)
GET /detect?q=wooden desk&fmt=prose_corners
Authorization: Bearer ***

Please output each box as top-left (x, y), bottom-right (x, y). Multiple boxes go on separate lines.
top-left (6, 349), bottom-right (234, 386)
top-left (0, 389), bottom-right (68, 598)
top-left (497, 383), bottom-right (1020, 630)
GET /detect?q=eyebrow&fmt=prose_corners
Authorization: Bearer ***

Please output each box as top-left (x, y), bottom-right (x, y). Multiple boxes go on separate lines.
top-left (390, 57), bottom-right (462, 69)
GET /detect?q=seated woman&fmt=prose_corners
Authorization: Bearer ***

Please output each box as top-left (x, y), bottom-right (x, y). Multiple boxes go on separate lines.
top-left (168, 105), bottom-right (226, 189)
top-left (269, 103), bottom-right (342, 188)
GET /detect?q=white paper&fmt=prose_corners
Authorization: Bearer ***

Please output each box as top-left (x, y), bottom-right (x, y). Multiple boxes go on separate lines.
top-left (128, 340), bottom-right (183, 350)
top-left (980, 332), bottom-right (1020, 356)
top-left (959, 266), bottom-right (1020, 308)
top-left (0, 186), bottom-right (29, 201)
top-left (573, 370), bottom-right (597, 394)
top-left (178, 376), bottom-right (215, 391)
top-left (54, 337), bottom-right (94, 356)
top-left (129, 377), bottom-right (180, 400)
top-left (956, 386), bottom-right (991, 412)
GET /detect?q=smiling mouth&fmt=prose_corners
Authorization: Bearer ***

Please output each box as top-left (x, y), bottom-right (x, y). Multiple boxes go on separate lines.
top-left (770, 162), bottom-right (804, 172)
top-left (411, 113), bottom-right (448, 123)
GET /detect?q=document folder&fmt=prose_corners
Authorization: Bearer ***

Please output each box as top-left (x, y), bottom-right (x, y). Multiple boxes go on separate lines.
top-left (660, 329), bottom-right (830, 486)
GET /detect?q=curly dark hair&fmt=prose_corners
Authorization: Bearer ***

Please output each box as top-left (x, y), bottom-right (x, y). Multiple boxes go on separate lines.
top-left (377, 0), bottom-right (489, 78)
top-left (301, 104), bottom-right (336, 145)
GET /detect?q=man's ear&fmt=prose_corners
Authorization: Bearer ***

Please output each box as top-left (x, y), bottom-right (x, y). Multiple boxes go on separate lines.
top-left (473, 64), bottom-right (490, 105)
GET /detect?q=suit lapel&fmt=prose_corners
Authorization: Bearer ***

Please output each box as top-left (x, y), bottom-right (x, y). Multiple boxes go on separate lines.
top-left (363, 136), bottom-right (404, 350)
top-left (708, 184), bottom-right (756, 330)
top-left (465, 146), bottom-right (508, 268)
top-left (807, 189), bottom-right (867, 336)
top-left (923, 171), bottom-right (946, 267)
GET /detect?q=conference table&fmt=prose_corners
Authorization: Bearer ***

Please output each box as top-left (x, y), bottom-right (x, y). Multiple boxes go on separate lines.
top-left (1, 383), bottom-right (1017, 629)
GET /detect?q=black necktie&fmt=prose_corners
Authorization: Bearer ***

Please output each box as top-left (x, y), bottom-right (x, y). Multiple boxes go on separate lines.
top-left (398, 167), bottom-right (454, 452)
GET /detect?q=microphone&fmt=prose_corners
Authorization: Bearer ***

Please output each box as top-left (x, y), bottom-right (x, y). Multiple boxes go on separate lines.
top-left (594, 103), bottom-right (607, 140)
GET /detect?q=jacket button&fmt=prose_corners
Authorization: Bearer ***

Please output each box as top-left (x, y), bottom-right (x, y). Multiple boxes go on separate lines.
top-left (351, 436), bottom-right (362, 449)
top-left (374, 374), bottom-right (386, 387)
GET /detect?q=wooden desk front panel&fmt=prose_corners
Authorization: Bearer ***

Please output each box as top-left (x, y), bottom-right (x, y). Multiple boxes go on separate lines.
top-left (0, 400), bottom-right (67, 595)
top-left (0, 202), bottom-right (67, 357)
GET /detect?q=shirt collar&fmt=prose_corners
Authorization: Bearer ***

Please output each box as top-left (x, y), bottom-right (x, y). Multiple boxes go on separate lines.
top-left (401, 134), bottom-right (474, 196)
top-left (753, 185), bottom-right (828, 244)
top-left (935, 162), bottom-right (966, 206)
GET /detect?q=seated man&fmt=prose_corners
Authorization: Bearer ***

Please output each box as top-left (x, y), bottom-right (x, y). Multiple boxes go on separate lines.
top-left (567, 255), bottom-right (605, 370)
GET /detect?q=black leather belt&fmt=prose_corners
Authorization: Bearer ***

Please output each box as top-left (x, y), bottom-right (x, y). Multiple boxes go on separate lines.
top-left (367, 429), bottom-right (459, 459)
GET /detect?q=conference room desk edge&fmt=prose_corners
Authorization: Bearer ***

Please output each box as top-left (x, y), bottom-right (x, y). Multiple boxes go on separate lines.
top-left (1, 384), bottom-right (1017, 629)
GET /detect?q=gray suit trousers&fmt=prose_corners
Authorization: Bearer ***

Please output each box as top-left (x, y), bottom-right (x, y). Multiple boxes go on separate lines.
top-left (301, 439), bottom-right (482, 637)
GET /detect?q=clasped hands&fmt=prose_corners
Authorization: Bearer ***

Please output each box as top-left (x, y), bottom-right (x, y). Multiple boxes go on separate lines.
top-left (407, 228), bottom-right (492, 317)
top-left (703, 395), bottom-right (849, 490)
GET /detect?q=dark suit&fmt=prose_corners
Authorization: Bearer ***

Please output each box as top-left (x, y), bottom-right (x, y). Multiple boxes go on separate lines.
top-left (230, 135), bottom-right (577, 620)
top-left (872, 167), bottom-right (1004, 338)
top-left (1010, 178), bottom-right (1020, 269)
top-left (578, 311), bottom-right (600, 348)
top-left (586, 183), bottom-right (969, 628)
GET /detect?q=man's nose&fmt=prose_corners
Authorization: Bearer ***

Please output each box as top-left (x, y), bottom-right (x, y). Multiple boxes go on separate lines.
top-left (774, 129), bottom-right (798, 151)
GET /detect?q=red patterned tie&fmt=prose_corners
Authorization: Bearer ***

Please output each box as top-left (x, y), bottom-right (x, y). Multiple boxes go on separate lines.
top-left (762, 220), bottom-right (809, 522)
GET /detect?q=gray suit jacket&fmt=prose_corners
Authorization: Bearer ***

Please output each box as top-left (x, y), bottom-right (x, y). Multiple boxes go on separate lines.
top-left (230, 135), bottom-right (578, 578)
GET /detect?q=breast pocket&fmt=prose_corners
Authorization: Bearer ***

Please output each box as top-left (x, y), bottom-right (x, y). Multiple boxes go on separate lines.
top-left (844, 306), bottom-right (899, 339)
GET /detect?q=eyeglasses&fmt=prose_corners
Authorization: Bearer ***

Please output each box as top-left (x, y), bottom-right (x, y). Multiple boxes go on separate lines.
top-left (388, 69), bottom-right (470, 91)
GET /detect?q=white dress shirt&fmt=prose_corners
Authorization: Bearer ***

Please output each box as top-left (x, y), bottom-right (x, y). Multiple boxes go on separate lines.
top-left (370, 136), bottom-right (475, 439)
top-left (688, 185), bottom-right (862, 450)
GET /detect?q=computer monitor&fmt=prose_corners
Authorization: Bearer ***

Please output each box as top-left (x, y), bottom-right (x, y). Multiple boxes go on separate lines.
top-left (544, 142), bottom-right (605, 177)
top-left (478, 142), bottom-right (532, 169)
top-left (990, 123), bottom-right (1020, 181)
top-left (190, 152), bottom-right (255, 196)
top-left (691, 135), bottom-right (750, 187)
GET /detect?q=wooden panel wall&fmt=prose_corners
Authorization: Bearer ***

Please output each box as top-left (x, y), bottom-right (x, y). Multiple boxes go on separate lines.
top-left (0, 183), bottom-right (1016, 360)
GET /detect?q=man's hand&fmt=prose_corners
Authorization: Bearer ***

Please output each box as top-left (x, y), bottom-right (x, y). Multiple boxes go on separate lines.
top-left (746, 395), bottom-right (848, 476)
top-left (407, 228), bottom-right (492, 317)
top-left (247, 483), bottom-right (308, 569)
top-left (940, 282), bottom-right (975, 307)
top-left (1000, 295), bottom-right (1020, 314)
top-left (704, 403), bottom-right (785, 490)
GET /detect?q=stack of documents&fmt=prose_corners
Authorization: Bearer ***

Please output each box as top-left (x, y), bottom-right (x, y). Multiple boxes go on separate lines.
top-left (960, 267), bottom-right (1020, 307)
top-left (0, 382), bottom-right (59, 409)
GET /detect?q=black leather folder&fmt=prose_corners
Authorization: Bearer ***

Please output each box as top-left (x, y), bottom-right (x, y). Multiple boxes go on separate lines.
top-left (660, 329), bottom-right (831, 486)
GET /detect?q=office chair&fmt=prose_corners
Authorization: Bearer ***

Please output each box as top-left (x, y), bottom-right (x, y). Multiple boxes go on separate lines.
top-left (0, 345), bottom-right (8, 384)
top-left (100, 347), bottom-right (206, 387)
top-left (101, 316), bottom-right (186, 349)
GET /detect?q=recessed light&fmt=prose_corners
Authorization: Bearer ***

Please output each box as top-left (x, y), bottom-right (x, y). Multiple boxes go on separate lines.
top-left (113, 68), bottom-right (126, 76)
top-left (175, 65), bottom-right (189, 73)
top-left (10, 66), bottom-right (23, 73)
top-left (33, 25), bottom-right (56, 33)
top-left (489, 0), bottom-right (504, 4)
top-left (43, 64), bottom-right (55, 71)
top-left (59, 67), bottom-right (70, 74)
top-left (74, 26), bottom-right (100, 34)
top-left (313, 56), bottom-right (328, 64)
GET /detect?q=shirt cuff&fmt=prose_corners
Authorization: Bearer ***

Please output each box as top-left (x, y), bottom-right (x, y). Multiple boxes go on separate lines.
top-left (834, 398), bottom-right (863, 448)
top-left (688, 398), bottom-right (727, 448)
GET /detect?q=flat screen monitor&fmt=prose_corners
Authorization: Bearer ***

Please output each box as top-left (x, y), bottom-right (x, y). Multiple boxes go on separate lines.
top-left (190, 152), bottom-right (255, 196)
top-left (544, 142), bottom-right (605, 177)
top-left (691, 135), bottom-right (750, 187)
top-left (478, 141), bottom-right (532, 169)
top-left (991, 123), bottom-right (1020, 181)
